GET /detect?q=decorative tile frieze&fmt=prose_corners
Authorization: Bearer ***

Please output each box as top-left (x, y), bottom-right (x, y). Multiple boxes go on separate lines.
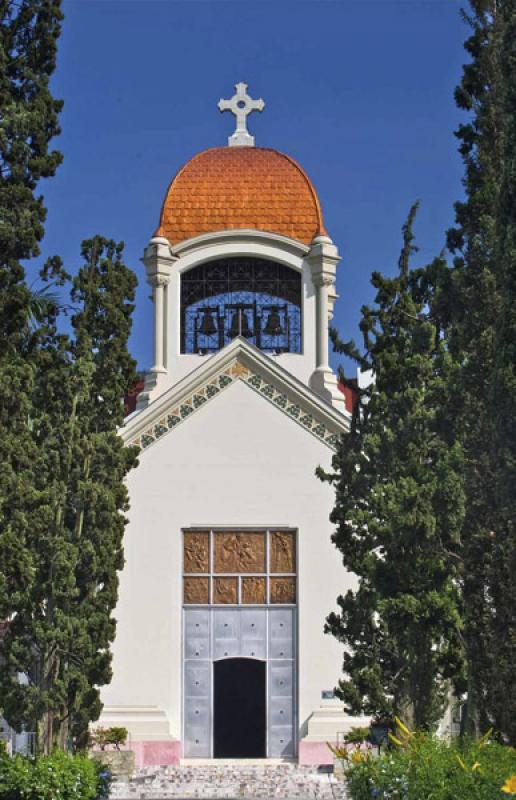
top-left (131, 359), bottom-right (341, 452)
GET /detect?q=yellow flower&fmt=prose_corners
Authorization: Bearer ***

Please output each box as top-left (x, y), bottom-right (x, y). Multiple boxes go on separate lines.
top-left (326, 742), bottom-right (348, 760)
top-left (502, 775), bottom-right (516, 794)
top-left (351, 750), bottom-right (364, 764)
top-left (394, 717), bottom-right (412, 737)
top-left (455, 754), bottom-right (466, 770)
top-left (479, 728), bottom-right (493, 747)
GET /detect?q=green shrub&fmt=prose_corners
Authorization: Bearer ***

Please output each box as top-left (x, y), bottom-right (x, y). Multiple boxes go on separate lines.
top-left (90, 725), bottom-right (128, 751)
top-left (343, 732), bottom-right (516, 800)
top-left (0, 748), bottom-right (110, 800)
top-left (344, 727), bottom-right (371, 745)
top-left (104, 727), bottom-right (128, 751)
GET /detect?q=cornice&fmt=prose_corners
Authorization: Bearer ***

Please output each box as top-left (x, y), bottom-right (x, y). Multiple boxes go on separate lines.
top-left (123, 338), bottom-right (349, 453)
top-left (172, 229), bottom-right (310, 260)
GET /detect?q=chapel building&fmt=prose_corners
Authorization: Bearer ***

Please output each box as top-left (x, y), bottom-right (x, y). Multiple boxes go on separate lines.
top-left (99, 84), bottom-right (361, 766)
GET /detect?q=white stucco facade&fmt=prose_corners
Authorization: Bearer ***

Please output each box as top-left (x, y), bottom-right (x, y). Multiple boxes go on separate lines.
top-left (102, 373), bottom-right (353, 738)
top-left (99, 125), bottom-right (361, 762)
top-left (100, 330), bottom-right (357, 753)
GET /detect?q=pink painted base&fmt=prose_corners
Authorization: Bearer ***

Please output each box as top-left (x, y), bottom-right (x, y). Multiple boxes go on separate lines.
top-left (129, 740), bottom-right (181, 767)
top-left (298, 740), bottom-right (335, 766)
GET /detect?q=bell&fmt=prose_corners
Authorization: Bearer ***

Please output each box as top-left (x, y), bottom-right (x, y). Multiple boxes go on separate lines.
top-left (229, 309), bottom-right (252, 338)
top-left (199, 309), bottom-right (217, 336)
top-left (263, 307), bottom-right (284, 336)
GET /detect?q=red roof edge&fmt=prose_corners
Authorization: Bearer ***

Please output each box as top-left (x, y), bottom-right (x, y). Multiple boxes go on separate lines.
top-left (124, 379), bottom-right (145, 417)
top-left (338, 378), bottom-right (359, 414)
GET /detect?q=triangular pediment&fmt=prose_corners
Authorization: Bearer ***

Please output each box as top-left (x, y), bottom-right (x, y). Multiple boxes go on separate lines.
top-left (123, 339), bottom-right (349, 453)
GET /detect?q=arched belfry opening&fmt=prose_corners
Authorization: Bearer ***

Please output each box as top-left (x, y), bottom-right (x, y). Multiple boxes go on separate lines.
top-left (180, 256), bottom-right (302, 356)
top-left (213, 658), bottom-right (266, 758)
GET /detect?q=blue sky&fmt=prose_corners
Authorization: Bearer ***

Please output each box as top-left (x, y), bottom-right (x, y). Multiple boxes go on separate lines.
top-left (34, 0), bottom-right (468, 374)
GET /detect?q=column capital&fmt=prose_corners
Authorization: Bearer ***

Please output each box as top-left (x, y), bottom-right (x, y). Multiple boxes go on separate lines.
top-left (143, 235), bottom-right (178, 288)
top-left (307, 234), bottom-right (340, 262)
top-left (312, 273), bottom-right (335, 288)
top-left (307, 234), bottom-right (340, 288)
top-left (148, 273), bottom-right (171, 289)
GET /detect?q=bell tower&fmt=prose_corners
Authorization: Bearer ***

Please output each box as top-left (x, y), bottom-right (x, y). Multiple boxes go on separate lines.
top-left (137, 84), bottom-right (345, 413)
top-left (102, 84), bottom-right (357, 767)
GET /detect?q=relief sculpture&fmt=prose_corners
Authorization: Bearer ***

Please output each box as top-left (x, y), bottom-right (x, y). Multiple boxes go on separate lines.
top-left (213, 577), bottom-right (238, 604)
top-left (270, 577), bottom-right (296, 604)
top-left (184, 531), bottom-right (209, 573)
top-left (214, 532), bottom-right (265, 573)
top-left (242, 577), bottom-right (266, 604)
top-left (184, 531), bottom-right (296, 605)
top-left (270, 532), bottom-right (296, 573)
top-left (184, 577), bottom-right (209, 605)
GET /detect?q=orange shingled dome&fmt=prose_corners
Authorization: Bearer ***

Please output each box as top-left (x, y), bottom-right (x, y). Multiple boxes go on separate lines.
top-left (155, 147), bottom-right (327, 247)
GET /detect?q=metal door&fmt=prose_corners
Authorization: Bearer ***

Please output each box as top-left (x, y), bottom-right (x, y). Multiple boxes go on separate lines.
top-left (268, 608), bottom-right (295, 756)
top-left (213, 609), bottom-right (240, 659)
top-left (183, 607), bottom-right (296, 757)
top-left (184, 610), bottom-right (211, 756)
top-left (240, 609), bottom-right (267, 659)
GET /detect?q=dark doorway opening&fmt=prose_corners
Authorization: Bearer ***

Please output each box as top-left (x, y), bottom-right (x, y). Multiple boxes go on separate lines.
top-left (214, 658), bottom-right (266, 758)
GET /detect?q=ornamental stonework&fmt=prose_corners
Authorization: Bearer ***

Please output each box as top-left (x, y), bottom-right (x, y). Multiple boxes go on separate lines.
top-left (270, 577), bottom-right (296, 604)
top-left (242, 577), bottom-right (266, 604)
top-left (270, 532), bottom-right (296, 573)
top-left (213, 577), bottom-right (238, 604)
top-left (131, 361), bottom-right (341, 453)
top-left (184, 577), bottom-right (209, 605)
top-left (214, 532), bottom-right (265, 574)
top-left (184, 531), bottom-right (209, 573)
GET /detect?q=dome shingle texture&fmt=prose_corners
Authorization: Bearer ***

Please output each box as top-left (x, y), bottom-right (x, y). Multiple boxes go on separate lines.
top-left (156, 147), bottom-right (326, 247)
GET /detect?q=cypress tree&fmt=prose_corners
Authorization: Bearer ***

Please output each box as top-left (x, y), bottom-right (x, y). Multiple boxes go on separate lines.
top-left (485, 2), bottom-right (516, 744)
top-left (0, 0), bottom-right (63, 678)
top-left (321, 206), bottom-right (464, 729)
top-left (0, 0), bottom-right (63, 284)
top-left (0, 238), bottom-right (138, 753)
top-left (437, 0), bottom-right (514, 740)
top-left (0, 0), bottom-right (63, 345)
top-left (0, 2), bottom-right (139, 753)
top-left (65, 237), bottom-right (139, 747)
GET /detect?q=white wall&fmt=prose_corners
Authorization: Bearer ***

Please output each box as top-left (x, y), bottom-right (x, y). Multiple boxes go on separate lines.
top-left (102, 379), bottom-right (354, 742)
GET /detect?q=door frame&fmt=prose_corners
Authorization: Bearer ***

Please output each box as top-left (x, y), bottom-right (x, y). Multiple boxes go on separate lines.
top-left (213, 656), bottom-right (267, 758)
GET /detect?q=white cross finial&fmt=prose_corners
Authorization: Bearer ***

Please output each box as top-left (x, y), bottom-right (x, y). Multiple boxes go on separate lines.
top-left (218, 82), bottom-right (265, 147)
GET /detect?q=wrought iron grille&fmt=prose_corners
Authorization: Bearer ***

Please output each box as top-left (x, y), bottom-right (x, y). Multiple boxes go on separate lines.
top-left (180, 257), bottom-right (302, 354)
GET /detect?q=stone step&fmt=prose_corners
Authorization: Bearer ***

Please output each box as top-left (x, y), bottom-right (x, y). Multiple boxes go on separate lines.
top-left (109, 764), bottom-right (348, 799)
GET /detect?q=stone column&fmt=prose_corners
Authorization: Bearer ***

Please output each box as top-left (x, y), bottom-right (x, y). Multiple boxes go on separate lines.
top-left (314, 274), bottom-right (334, 372)
top-left (307, 235), bottom-right (345, 412)
top-left (150, 274), bottom-right (169, 373)
top-left (137, 236), bottom-right (177, 410)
